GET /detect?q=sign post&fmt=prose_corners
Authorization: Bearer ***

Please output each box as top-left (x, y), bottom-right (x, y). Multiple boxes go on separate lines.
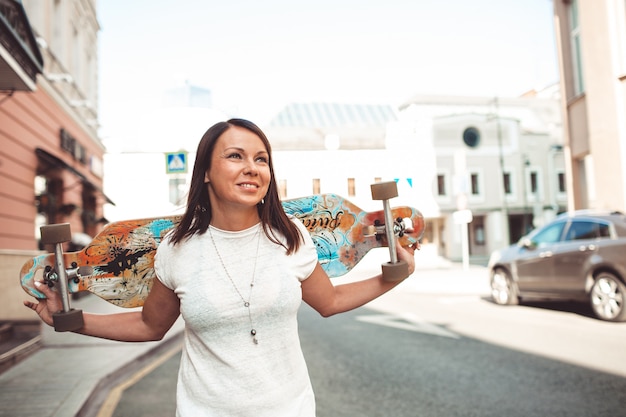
top-left (453, 209), bottom-right (473, 271)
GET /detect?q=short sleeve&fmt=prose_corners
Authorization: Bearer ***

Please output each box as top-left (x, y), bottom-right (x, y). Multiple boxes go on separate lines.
top-left (289, 217), bottom-right (318, 282)
top-left (154, 233), bottom-right (175, 290)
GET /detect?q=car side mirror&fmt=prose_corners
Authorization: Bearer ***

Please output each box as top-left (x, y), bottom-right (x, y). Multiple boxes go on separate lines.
top-left (518, 237), bottom-right (536, 250)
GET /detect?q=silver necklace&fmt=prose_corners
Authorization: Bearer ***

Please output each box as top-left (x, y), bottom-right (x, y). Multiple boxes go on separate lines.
top-left (208, 225), bottom-right (261, 345)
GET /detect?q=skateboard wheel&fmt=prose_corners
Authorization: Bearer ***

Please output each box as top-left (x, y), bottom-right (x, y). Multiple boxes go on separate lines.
top-left (40, 223), bottom-right (72, 244)
top-left (52, 308), bottom-right (84, 332)
top-left (371, 181), bottom-right (398, 200)
top-left (381, 261), bottom-right (409, 282)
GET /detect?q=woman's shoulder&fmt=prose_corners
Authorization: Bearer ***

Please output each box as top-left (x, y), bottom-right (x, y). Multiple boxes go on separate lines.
top-left (157, 229), bottom-right (204, 254)
top-left (285, 215), bottom-right (311, 240)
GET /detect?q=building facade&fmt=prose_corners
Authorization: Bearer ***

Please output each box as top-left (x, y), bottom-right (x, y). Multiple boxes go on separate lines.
top-left (397, 92), bottom-right (564, 262)
top-left (0, 0), bottom-right (107, 321)
top-left (267, 94), bottom-right (564, 264)
top-left (553, 0), bottom-right (626, 212)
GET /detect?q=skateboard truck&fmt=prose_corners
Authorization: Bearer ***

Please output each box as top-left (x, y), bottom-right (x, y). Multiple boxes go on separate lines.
top-left (40, 223), bottom-right (85, 332)
top-left (44, 264), bottom-right (93, 288)
top-left (370, 181), bottom-right (411, 282)
top-left (369, 217), bottom-right (415, 240)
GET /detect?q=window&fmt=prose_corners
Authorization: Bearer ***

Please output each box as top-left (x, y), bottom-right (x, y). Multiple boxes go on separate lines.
top-left (437, 174), bottom-right (446, 196)
top-left (473, 216), bottom-right (485, 245)
top-left (532, 222), bottom-right (566, 247)
top-left (312, 178), bottom-right (320, 194)
top-left (34, 176), bottom-right (48, 243)
top-left (347, 178), bottom-right (356, 196)
top-left (86, 49), bottom-right (95, 103)
top-left (52, 0), bottom-right (64, 60)
top-left (462, 127), bottom-right (480, 148)
top-left (565, 221), bottom-right (610, 241)
top-left (470, 173), bottom-right (480, 195)
top-left (72, 25), bottom-right (81, 85)
top-left (279, 179), bottom-right (287, 198)
top-left (503, 172), bottom-right (512, 195)
top-left (617, 0), bottom-right (626, 76)
top-left (558, 172), bottom-right (566, 193)
top-left (530, 171), bottom-right (539, 194)
top-left (569, 0), bottom-right (585, 95)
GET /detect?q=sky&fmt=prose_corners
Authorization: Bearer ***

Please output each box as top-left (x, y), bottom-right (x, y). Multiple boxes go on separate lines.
top-left (96, 0), bottom-right (558, 147)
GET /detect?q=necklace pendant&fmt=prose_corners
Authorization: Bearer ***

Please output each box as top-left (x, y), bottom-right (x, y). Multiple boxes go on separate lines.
top-left (251, 329), bottom-right (258, 344)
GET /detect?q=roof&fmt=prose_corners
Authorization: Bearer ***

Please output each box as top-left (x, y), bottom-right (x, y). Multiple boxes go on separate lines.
top-left (268, 102), bottom-right (397, 129)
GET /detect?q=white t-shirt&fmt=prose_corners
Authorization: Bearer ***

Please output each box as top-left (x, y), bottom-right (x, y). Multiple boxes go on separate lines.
top-left (154, 218), bottom-right (318, 417)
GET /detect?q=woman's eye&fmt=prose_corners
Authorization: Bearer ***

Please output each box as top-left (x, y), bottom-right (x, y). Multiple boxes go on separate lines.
top-left (227, 153), bottom-right (242, 159)
top-left (256, 156), bottom-right (269, 163)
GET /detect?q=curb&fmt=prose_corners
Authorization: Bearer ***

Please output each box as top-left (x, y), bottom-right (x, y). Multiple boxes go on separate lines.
top-left (76, 331), bottom-right (184, 417)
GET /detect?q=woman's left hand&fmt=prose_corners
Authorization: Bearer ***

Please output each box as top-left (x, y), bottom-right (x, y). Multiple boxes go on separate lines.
top-left (396, 241), bottom-right (419, 276)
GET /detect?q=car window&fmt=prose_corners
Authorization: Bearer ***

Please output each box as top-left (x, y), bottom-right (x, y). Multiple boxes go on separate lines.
top-left (599, 223), bottom-right (611, 237)
top-left (532, 222), bottom-right (565, 247)
top-left (564, 220), bottom-right (610, 241)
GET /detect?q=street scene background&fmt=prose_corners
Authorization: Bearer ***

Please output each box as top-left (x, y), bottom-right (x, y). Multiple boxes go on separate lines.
top-left (2, 1), bottom-right (626, 416)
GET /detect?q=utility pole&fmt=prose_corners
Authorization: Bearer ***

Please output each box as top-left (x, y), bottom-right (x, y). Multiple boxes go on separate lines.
top-left (494, 97), bottom-right (510, 245)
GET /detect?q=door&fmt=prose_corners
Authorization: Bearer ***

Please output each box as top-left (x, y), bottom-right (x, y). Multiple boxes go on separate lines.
top-left (550, 220), bottom-right (607, 294)
top-left (515, 220), bottom-right (566, 292)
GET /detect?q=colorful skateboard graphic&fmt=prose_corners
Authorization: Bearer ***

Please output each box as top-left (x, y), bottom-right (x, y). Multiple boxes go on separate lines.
top-left (282, 194), bottom-right (422, 278)
top-left (20, 182), bottom-right (424, 330)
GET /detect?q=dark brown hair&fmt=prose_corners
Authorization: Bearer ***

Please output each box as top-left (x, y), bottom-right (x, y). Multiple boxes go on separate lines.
top-left (169, 118), bottom-right (303, 254)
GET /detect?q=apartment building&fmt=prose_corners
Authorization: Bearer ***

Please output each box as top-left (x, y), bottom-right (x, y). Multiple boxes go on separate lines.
top-left (553, 0), bottom-right (626, 211)
top-left (0, 0), bottom-right (107, 320)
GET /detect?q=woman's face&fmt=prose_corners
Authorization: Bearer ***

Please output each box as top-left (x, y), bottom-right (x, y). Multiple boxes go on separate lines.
top-left (204, 126), bottom-right (271, 211)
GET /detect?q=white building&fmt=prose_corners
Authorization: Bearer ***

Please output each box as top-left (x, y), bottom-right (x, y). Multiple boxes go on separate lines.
top-left (267, 91), bottom-right (564, 263)
top-left (397, 89), bottom-right (564, 261)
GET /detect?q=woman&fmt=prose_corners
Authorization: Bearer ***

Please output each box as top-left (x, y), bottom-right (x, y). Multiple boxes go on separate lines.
top-left (25, 118), bottom-right (416, 416)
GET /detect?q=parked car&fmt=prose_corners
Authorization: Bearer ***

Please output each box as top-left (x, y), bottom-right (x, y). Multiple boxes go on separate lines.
top-left (488, 210), bottom-right (626, 322)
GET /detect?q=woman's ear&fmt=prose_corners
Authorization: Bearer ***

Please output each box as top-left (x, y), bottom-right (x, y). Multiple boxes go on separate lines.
top-left (204, 172), bottom-right (210, 184)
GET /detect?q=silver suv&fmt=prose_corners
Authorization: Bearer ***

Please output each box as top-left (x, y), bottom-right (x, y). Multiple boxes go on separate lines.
top-left (488, 211), bottom-right (626, 322)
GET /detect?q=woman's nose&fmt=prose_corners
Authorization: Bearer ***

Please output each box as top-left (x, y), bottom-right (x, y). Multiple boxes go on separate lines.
top-left (243, 158), bottom-right (259, 175)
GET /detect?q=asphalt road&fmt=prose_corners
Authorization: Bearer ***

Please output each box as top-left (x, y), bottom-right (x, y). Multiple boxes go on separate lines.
top-left (109, 291), bottom-right (626, 417)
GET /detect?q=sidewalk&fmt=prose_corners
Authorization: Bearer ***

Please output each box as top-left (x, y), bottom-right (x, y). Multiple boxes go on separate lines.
top-left (0, 254), bottom-right (488, 417)
top-left (0, 297), bottom-right (184, 417)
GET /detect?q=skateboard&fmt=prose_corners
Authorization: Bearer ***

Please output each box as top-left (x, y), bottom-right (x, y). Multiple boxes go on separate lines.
top-left (20, 182), bottom-right (424, 330)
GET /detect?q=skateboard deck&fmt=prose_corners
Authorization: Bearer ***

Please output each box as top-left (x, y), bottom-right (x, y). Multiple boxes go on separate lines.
top-left (20, 193), bottom-right (424, 308)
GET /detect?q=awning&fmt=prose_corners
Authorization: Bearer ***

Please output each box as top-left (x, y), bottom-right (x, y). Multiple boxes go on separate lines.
top-left (36, 148), bottom-right (116, 205)
top-left (0, 0), bottom-right (43, 91)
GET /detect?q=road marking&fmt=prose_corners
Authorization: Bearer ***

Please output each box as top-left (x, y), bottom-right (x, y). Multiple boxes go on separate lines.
top-left (96, 342), bottom-right (182, 417)
top-left (356, 312), bottom-right (460, 339)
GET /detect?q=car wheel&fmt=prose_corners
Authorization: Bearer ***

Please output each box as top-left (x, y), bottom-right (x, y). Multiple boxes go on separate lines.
top-left (590, 272), bottom-right (626, 322)
top-left (490, 268), bottom-right (519, 306)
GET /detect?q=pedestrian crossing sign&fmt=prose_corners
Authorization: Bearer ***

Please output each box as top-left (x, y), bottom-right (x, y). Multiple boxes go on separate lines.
top-left (165, 152), bottom-right (188, 174)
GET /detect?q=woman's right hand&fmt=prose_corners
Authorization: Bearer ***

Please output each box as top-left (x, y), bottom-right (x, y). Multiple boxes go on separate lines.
top-left (23, 281), bottom-right (63, 327)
